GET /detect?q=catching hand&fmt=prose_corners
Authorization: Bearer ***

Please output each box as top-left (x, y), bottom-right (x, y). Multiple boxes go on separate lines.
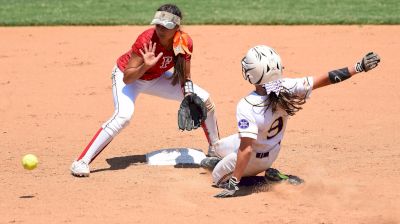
top-left (214, 177), bottom-right (239, 198)
top-left (355, 52), bottom-right (381, 72)
top-left (178, 94), bottom-right (207, 131)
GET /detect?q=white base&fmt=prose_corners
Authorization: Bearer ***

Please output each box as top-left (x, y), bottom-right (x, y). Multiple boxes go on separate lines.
top-left (146, 148), bottom-right (206, 165)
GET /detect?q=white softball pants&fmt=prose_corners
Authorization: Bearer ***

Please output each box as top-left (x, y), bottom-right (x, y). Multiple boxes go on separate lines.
top-left (102, 66), bottom-right (211, 136)
top-left (212, 134), bottom-right (281, 187)
top-left (78, 66), bottom-right (219, 164)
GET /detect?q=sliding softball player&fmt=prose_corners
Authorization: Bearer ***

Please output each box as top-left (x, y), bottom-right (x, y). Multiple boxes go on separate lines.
top-left (201, 45), bottom-right (380, 197)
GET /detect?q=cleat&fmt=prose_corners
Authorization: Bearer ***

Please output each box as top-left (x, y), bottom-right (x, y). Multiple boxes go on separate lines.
top-left (70, 160), bottom-right (90, 177)
top-left (286, 175), bottom-right (304, 185)
top-left (200, 157), bottom-right (221, 170)
top-left (265, 168), bottom-right (288, 182)
top-left (265, 168), bottom-right (304, 185)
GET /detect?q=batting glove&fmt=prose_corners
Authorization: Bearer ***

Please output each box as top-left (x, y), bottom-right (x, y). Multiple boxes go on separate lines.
top-left (355, 52), bottom-right (381, 73)
top-left (214, 176), bottom-right (239, 198)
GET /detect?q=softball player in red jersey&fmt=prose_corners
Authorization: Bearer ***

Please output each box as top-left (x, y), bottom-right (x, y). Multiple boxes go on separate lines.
top-left (203, 45), bottom-right (380, 197)
top-left (70, 4), bottom-right (220, 177)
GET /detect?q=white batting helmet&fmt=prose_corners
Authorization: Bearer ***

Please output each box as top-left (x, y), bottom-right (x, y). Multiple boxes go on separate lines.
top-left (241, 45), bottom-right (283, 85)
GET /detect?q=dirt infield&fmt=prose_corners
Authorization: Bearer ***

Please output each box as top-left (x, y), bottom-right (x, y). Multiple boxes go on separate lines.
top-left (1, 25), bottom-right (399, 223)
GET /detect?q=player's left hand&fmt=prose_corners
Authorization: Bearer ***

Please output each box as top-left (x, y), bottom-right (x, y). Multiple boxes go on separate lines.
top-left (355, 52), bottom-right (381, 72)
top-left (178, 93), bottom-right (207, 131)
top-left (214, 176), bottom-right (239, 198)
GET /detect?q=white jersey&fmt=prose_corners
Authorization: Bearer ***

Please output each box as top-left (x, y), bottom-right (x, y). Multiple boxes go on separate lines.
top-left (237, 77), bottom-right (314, 153)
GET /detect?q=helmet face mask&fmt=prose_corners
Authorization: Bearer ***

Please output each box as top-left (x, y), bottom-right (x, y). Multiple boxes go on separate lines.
top-left (241, 45), bottom-right (283, 85)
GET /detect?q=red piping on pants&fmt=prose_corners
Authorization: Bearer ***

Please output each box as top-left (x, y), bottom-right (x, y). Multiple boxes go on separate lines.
top-left (77, 128), bottom-right (102, 161)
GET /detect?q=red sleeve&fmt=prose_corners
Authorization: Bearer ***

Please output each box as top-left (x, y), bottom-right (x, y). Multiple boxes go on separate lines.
top-left (131, 29), bottom-right (153, 57)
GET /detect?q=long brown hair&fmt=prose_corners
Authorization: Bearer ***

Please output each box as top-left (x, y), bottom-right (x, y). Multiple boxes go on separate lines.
top-left (265, 86), bottom-right (307, 116)
top-left (156, 4), bottom-right (185, 86)
top-left (171, 55), bottom-right (185, 86)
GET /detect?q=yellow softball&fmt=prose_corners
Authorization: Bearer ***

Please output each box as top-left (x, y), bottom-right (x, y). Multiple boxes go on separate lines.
top-left (22, 154), bottom-right (38, 170)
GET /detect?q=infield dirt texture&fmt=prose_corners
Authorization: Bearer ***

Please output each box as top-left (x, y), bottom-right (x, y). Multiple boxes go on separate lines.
top-left (1, 25), bottom-right (399, 223)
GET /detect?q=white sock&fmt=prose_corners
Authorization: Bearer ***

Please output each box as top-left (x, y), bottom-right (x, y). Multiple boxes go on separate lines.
top-left (78, 128), bottom-right (113, 164)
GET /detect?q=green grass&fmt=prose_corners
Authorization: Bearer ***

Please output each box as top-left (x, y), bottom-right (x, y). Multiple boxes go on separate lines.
top-left (0, 0), bottom-right (399, 25)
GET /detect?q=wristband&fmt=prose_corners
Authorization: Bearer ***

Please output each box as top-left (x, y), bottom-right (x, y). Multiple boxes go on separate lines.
top-left (328, 67), bottom-right (351, 84)
top-left (354, 61), bottom-right (364, 73)
top-left (230, 176), bottom-right (239, 185)
top-left (183, 80), bottom-right (194, 95)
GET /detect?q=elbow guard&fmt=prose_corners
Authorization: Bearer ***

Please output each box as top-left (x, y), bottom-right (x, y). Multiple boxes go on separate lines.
top-left (328, 67), bottom-right (351, 84)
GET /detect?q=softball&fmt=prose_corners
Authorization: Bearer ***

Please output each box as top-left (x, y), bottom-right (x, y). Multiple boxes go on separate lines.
top-left (22, 154), bottom-right (38, 170)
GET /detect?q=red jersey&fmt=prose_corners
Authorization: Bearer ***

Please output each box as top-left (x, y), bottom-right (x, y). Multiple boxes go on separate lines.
top-left (116, 28), bottom-right (193, 81)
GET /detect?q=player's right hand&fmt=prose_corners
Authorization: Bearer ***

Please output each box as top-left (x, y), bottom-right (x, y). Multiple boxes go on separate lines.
top-left (139, 41), bottom-right (163, 68)
top-left (214, 176), bottom-right (239, 198)
top-left (355, 52), bottom-right (381, 72)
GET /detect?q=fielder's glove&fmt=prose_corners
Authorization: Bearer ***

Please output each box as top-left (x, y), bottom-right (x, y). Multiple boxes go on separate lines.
top-left (178, 93), bottom-right (207, 131)
top-left (355, 52), bottom-right (381, 73)
top-left (214, 176), bottom-right (239, 198)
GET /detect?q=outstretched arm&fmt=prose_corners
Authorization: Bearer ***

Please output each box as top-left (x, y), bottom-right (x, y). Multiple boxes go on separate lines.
top-left (313, 52), bottom-right (381, 90)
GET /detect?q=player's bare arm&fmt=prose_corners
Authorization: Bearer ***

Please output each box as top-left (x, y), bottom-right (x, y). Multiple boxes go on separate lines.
top-left (181, 60), bottom-right (193, 97)
top-left (215, 137), bottom-right (254, 198)
top-left (313, 52), bottom-right (381, 90)
top-left (214, 139), bottom-right (253, 198)
top-left (184, 60), bottom-right (191, 81)
top-left (123, 41), bottom-right (163, 84)
top-left (312, 66), bottom-right (356, 89)
top-left (232, 137), bottom-right (254, 181)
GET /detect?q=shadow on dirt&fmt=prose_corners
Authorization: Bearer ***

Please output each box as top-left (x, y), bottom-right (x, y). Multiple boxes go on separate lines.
top-left (226, 176), bottom-right (273, 197)
top-left (91, 154), bottom-right (146, 173)
top-left (91, 155), bottom-right (301, 197)
top-left (91, 154), bottom-right (202, 173)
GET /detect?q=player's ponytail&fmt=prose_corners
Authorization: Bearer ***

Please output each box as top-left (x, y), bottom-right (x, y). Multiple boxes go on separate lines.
top-left (265, 87), bottom-right (306, 116)
top-left (170, 55), bottom-right (185, 86)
